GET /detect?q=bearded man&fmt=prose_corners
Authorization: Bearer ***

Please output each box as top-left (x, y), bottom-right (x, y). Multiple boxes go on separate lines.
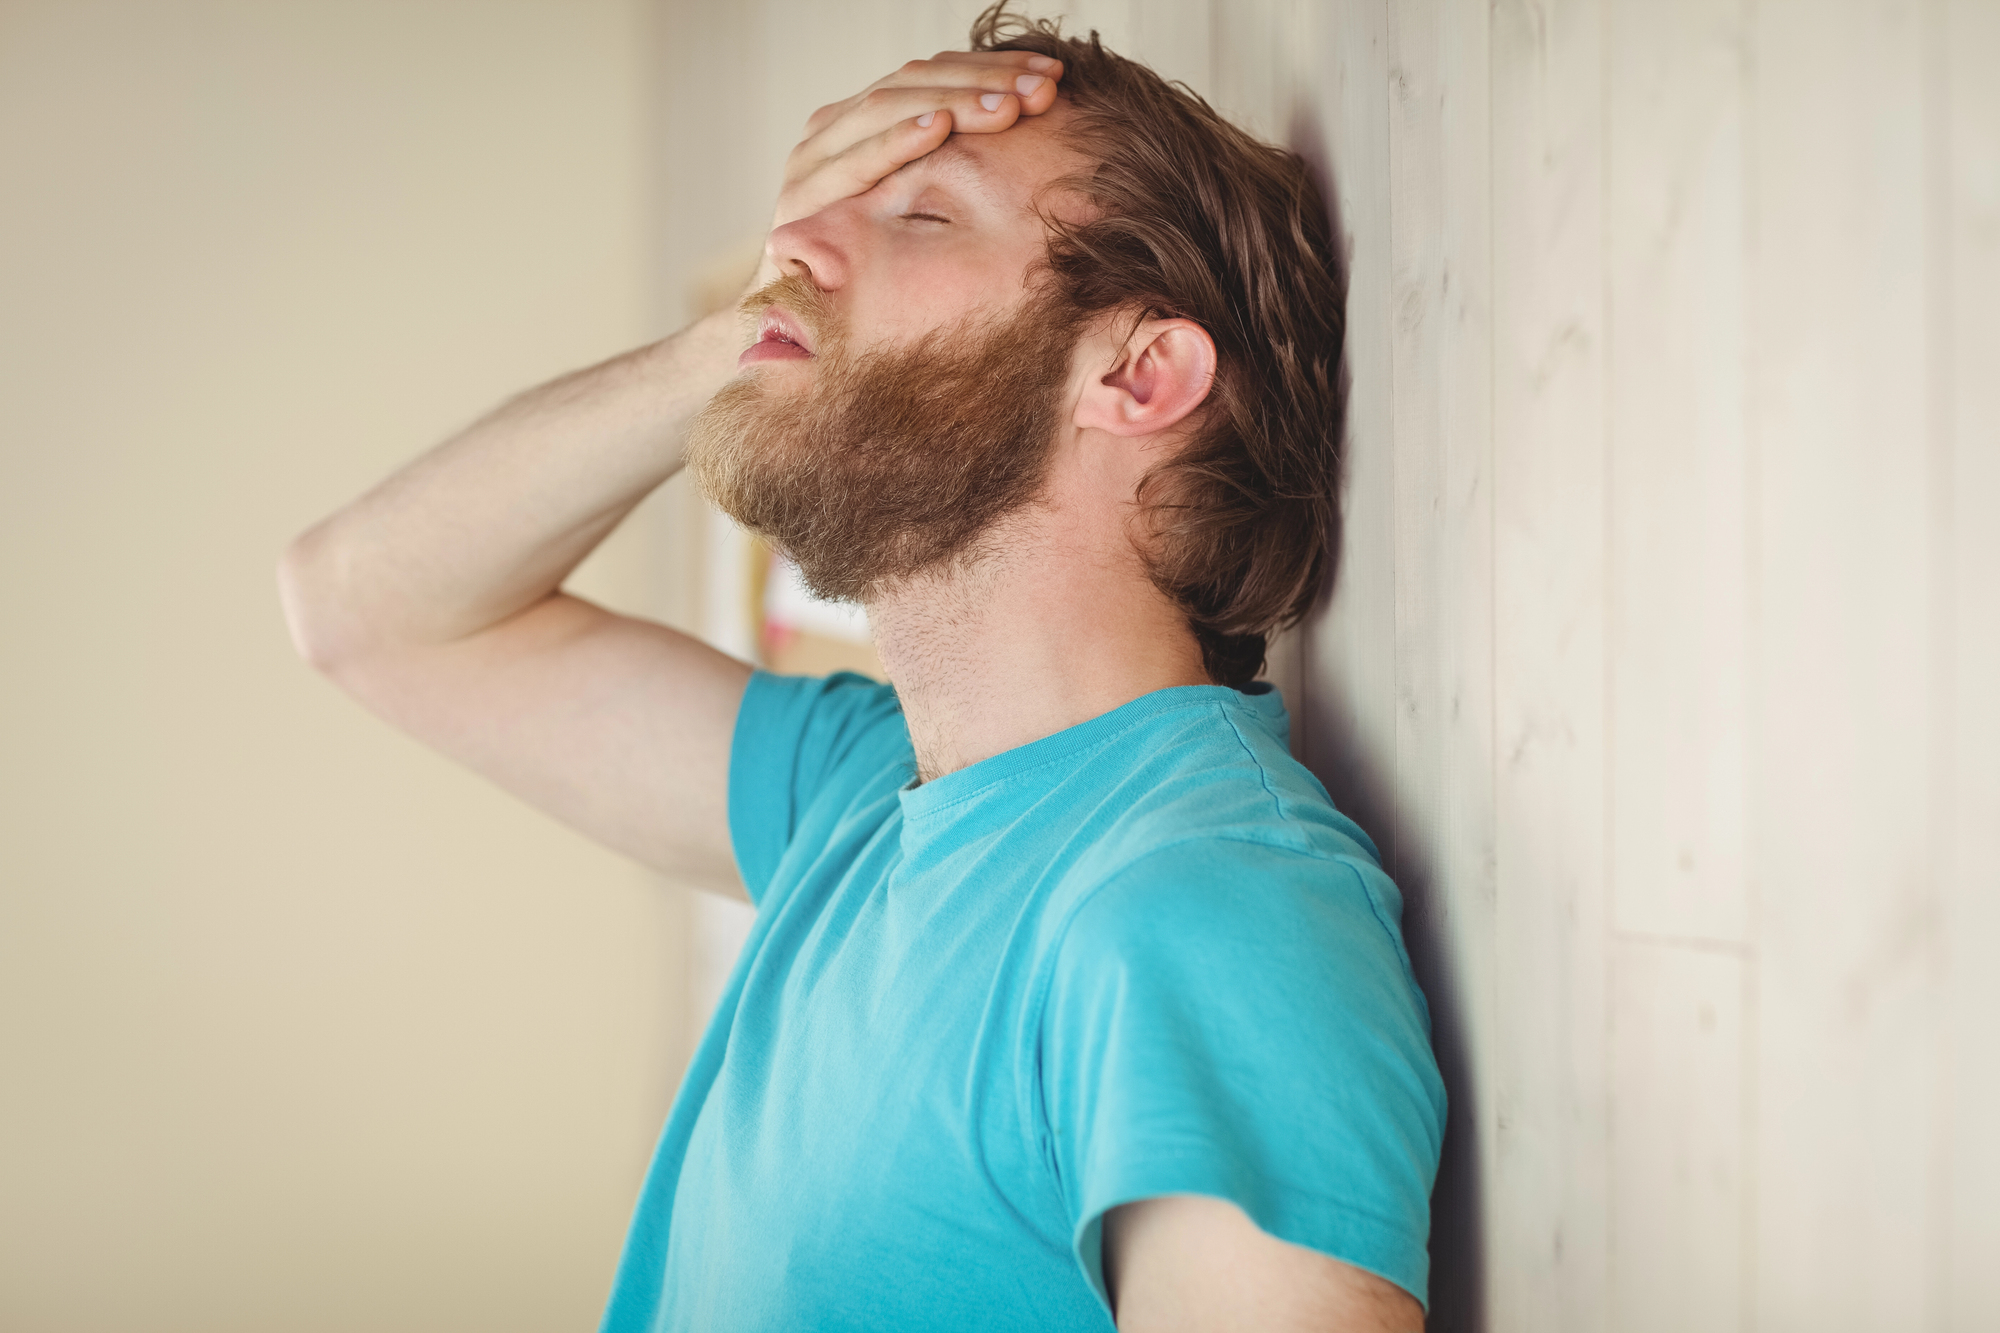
top-left (281, 8), bottom-right (1444, 1331)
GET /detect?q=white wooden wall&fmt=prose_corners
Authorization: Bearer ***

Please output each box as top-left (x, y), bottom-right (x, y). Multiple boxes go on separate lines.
top-left (659, 2), bottom-right (1999, 1328)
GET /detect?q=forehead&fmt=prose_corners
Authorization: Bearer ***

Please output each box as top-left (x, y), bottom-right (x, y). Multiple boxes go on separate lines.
top-left (902, 98), bottom-right (1088, 213)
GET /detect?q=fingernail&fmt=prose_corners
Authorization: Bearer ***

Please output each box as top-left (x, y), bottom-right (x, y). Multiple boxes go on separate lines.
top-left (917, 110), bottom-right (936, 128)
top-left (1027, 55), bottom-right (1057, 72)
top-left (1015, 74), bottom-right (1045, 95)
top-left (980, 92), bottom-right (1005, 112)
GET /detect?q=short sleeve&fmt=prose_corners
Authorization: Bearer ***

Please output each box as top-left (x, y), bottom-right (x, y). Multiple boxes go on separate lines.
top-left (727, 670), bottom-right (906, 907)
top-left (1038, 838), bottom-right (1446, 1310)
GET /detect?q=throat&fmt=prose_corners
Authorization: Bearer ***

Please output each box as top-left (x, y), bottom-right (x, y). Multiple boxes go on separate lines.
top-left (865, 543), bottom-right (1210, 784)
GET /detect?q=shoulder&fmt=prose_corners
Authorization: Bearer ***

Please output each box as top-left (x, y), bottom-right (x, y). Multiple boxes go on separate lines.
top-left (1029, 758), bottom-right (1447, 1309)
top-left (1048, 691), bottom-right (1392, 938)
top-left (1075, 690), bottom-right (1379, 869)
top-left (1039, 688), bottom-right (1431, 1046)
top-left (728, 670), bottom-right (910, 903)
top-left (738, 668), bottom-right (906, 758)
top-left (1048, 836), bottom-right (1427, 1047)
top-left (732, 669), bottom-right (911, 800)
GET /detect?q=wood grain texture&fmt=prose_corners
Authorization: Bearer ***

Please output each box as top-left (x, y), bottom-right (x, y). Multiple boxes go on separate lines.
top-left (1207, 0), bottom-right (1289, 141)
top-left (1304, 0), bottom-right (1400, 886)
top-left (1609, 941), bottom-right (1747, 1333)
top-left (1599, 4), bottom-right (1757, 1317)
top-left (1381, 0), bottom-right (1499, 1325)
top-left (1605, 0), bottom-right (1751, 948)
top-left (1749, 1), bottom-right (1939, 1327)
top-left (1489, 0), bottom-right (1612, 1326)
top-left (1121, 0), bottom-right (1215, 90)
top-left (1940, 0), bottom-right (2000, 1324)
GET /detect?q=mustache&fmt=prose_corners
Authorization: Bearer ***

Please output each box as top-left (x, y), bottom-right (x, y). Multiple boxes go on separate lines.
top-left (740, 272), bottom-right (844, 357)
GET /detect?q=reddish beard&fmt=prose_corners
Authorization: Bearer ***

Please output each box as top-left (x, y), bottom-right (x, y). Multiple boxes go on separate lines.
top-left (685, 273), bottom-right (1079, 604)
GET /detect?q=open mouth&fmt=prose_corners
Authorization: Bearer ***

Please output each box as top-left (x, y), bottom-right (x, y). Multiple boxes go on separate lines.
top-left (740, 306), bottom-right (815, 366)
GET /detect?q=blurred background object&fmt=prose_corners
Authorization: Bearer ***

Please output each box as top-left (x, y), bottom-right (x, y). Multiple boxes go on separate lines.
top-left (3, 1), bottom-right (1997, 1332)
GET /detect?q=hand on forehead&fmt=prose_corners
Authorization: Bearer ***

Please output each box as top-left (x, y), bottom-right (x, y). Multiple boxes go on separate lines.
top-left (752, 49), bottom-right (1072, 291)
top-left (895, 102), bottom-right (1089, 220)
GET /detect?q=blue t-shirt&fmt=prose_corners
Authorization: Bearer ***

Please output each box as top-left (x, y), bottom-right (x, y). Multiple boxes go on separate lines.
top-left (601, 672), bottom-right (1444, 1332)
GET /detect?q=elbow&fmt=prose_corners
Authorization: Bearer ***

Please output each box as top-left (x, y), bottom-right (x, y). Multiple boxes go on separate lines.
top-left (276, 525), bottom-right (367, 677)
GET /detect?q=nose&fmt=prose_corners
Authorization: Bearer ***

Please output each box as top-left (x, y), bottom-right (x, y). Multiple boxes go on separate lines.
top-left (765, 203), bottom-right (853, 292)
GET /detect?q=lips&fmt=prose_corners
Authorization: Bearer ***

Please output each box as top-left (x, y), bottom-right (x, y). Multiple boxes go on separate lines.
top-left (739, 306), bottom-right (816, 366)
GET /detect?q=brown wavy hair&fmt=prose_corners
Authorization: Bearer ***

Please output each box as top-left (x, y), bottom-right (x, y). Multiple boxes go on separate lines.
top-left (972, 4), bottom-right (1345, 688)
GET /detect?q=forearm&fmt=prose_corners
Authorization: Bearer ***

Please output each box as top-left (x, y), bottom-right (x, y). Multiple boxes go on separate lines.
top-left (280, 305), bottom-right (740, 667)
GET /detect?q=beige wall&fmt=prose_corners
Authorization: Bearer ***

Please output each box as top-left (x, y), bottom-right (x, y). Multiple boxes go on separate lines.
top-left (0, 2), bottom-right (696, 1329)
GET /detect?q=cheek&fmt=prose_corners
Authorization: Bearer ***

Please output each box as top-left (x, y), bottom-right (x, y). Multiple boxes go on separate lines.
top-left (854, 263), bottom-right (983, 340)
top-left (850, 242), bottom-right (1043, 344)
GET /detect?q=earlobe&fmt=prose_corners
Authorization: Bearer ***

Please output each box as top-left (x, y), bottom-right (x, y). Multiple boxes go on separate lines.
top-left (1075, 317), bottom-right (1217, 439)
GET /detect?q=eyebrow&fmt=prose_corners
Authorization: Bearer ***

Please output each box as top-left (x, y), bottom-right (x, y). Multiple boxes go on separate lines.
top-left (893, 139), bottom-right (1000, 207)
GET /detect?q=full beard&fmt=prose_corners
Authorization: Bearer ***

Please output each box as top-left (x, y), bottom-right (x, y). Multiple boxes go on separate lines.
top-left (684, 274), bottom-right (1079, 604)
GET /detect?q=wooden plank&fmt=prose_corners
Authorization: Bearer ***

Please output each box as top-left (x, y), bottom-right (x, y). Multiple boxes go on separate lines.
top-left (1747, 1), bottom-right (1938, 1326)
top-left (1941, 0), bottom-right (2000, 1323)
top-left (1604, 0), bottom-right (1751, 947)
top-left (1060, 0), bottom-right (1138, 51)
top-left (1430, 4), bottom-right (1501, 1325)
top-left (1608, 940), bottom-right (1746, 1333)
top-left (1488, 0), bottom-right (1611, 1327)
top-left (1125, 0), bottom-right (1216, 92)
top-left (1296, 0), bottom-right (1392, 793)
top-left (1300, 1), bottom-right (1400, 873)
top-left (1208, 0), bottom-right (1288, 142)
top-left (1376, 0), bottom-right (1500, 1326)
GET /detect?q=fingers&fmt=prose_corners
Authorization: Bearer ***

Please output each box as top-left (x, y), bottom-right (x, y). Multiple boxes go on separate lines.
top-left (767, 49), bottom-right (1065, 252)
top-left (795, 80), bottom-right (1044, 175)
top-left (886, 52), bottom-right (1062, 114)
top-left (800, 50), bottom-right (1062, 143)
top-left (804, 57), bottom-right (1054, 137)
top-left (774, 108), bottom-right (956, 228)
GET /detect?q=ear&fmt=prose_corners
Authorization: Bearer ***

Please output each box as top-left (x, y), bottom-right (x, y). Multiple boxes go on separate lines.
top-left (1072, 317), bottom-right (1217, 439)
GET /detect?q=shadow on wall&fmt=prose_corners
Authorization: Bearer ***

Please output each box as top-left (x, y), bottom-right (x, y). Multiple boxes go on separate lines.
top-left (1288, 103), bottom-right (1488, 1333)
top-left (1308, 685), bottom-right (1487, 1333)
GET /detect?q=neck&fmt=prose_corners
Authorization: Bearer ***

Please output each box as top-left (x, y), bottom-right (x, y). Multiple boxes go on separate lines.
top-left (867, 510), bottom-right (1212, 784)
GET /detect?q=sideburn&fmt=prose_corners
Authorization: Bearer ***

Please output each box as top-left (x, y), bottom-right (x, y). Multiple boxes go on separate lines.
top-left (687, 284), bottom-right (1080, 604)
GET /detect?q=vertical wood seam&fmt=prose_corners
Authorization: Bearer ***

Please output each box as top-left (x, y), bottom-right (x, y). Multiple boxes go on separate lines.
top-left (1599, 0), bottom-right (1620, 1322)
top-left (1921, 0), bottom-right (1955, 1324)
top-left (1737, 1), bottom-right (1762, 1326)
top-left (1484, 5), bottom-right (1501, 1323)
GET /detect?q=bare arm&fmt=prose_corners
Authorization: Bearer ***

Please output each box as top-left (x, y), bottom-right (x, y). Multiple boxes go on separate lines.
top-left (279, 314), bottom-right (754, 892)
top-left (278, 49), bottom-right (1066, 894)
top-left (1106, 1196), bottom-right (1425, 1333)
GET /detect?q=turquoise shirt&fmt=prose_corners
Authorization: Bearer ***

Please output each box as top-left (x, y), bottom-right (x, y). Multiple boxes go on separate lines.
top-left (601, 672), bottom-right (1444, 1331)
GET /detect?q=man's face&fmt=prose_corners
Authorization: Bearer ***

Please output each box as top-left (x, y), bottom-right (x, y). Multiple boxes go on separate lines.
top-left (686, 103), bottom-right (1093, 602)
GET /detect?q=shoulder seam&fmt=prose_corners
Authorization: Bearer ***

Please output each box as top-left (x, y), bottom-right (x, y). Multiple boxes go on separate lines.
top-left (1337, 859), bottom-right (1430, 1029)
top-left (1217, 701), bottom-right (1290, 828)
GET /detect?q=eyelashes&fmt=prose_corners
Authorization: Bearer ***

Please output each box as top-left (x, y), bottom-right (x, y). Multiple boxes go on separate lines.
top-left (903, 211), bottom-right (952, 225)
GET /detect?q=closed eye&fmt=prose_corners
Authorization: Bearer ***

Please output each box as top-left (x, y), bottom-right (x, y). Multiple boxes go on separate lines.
top-left (904, 211), bottom-right (951, 224)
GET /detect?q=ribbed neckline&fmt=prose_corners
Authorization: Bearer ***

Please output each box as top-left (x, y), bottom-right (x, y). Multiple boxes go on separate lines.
top-left (897, 681), bottom-right (1287, 822)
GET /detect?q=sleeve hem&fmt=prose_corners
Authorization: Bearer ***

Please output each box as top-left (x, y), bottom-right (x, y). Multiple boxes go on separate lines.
top-left (726, 669), bottom-right (784, 906)
top-left (1072, 1154), bottom-right (1433, 1317)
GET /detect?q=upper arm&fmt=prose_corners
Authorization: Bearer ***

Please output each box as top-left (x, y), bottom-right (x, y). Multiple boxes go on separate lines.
top-left (1104, 1196), bottom-right (1423, 1333)
top-left (316, 590), bottom-right (753, 896)
top-left (1040, 841), bottom-right (1445, 1310)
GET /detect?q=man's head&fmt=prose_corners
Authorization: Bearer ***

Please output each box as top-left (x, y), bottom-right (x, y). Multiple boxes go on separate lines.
top-left (687, 5), bottom-right (1345, 688)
